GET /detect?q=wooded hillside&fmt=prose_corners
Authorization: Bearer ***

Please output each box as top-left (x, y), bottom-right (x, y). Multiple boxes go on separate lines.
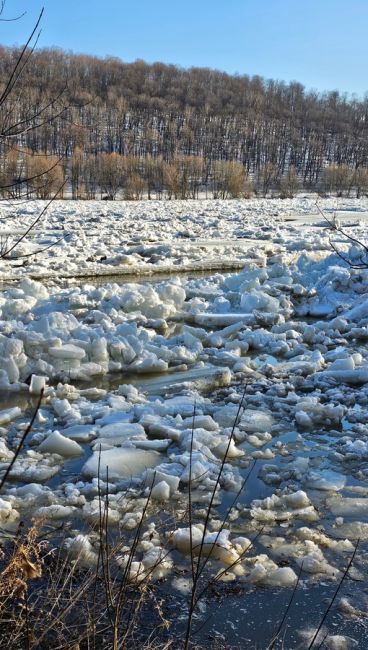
top-left (1, 47), bottom-right (368, 199)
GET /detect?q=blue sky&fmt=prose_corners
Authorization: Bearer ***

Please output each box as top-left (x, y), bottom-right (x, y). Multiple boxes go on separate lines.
top-left (1, 0), bottom-right (367, 96)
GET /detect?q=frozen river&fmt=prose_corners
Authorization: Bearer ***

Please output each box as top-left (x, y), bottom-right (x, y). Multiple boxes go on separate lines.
top-left (1, 197), bottom-right (368, 647)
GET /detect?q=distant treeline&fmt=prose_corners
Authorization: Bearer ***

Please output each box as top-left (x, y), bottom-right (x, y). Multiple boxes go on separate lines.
top-left (1, 47), bottom-right (368, 199)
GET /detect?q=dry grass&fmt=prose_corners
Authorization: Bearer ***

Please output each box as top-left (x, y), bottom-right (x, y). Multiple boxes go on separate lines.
top-left (0, 521), bottom-right (175, 649)
top-left (0, 522), bottom-right (44, 649)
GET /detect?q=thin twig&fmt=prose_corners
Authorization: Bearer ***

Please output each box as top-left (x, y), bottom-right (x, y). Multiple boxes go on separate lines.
top-left (0, 388), bottom-right (44, 492)
top-left (267, 560), bottom-right (304, 649)
top-left (307, 539), bottom-right (360, 650)
top-left (1, 179), bottom-right (67, 259)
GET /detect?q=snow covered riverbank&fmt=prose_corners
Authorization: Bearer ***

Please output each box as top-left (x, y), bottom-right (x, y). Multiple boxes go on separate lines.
top-left (1, 197), bottom-right (368, 646)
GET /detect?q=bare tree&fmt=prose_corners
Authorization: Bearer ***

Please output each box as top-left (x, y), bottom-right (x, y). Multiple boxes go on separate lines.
top-left (163, 158), bottom-right (180, 199)
top-left (322, 164), bottom-right (352, 197)
top-left (256, 162), bottom-right (279, 197)
top-left (352, 166), bottom-right (368, 198)
top-left (26, 153), bottom-right (65, 198)
top-left (0, 3), bottom-right (68, 260)
top-left (279, 165), bottom-right (299, 198)
top-left (98, 152), bottom-right (125, 199)
top-left (317, 202), bottom-right (368, 269)
top-left (212, 160), bottom-right (247, 199)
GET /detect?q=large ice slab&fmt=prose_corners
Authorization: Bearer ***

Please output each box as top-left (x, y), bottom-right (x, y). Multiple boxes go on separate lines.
top-left (82, 447), bottom-right (162, 481)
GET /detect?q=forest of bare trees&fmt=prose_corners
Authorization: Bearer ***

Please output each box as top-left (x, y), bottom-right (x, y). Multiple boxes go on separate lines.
top-left (1, 46), bottom-right (368, 199)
